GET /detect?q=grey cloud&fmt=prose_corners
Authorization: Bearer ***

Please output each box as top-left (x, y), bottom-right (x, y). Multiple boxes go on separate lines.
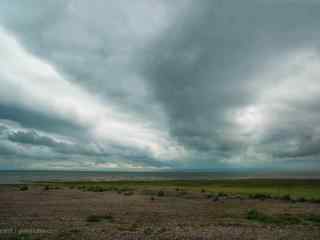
top-left (0, 0), bottom-right (169, 124)
top-left (1, 123), bottom-right (174, 169)
top-left (140, 0), bottom-right (320, 163)
top-left (270, 134), bottom-right (320, 159)
top-left (1, 1), bottom-right (320, 170)
top-left (0, 141), bottom-right (16, 156)
top-left (7, 129), bottom-right (114, 158)
top-left (8, 130), bottom-right (58, 147)
top-left (0, 104), bottom-right (82, 137)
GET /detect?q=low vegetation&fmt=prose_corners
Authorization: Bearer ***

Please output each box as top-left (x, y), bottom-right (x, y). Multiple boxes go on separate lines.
top-left (305, 215), bottom-right (320, 223)
top-left (247, 208), bottom-right (320, 225)
top-left (43, 185), bottom-right (60, 191)
top-left (9, 233), bottom-right (32, 240)
top-left (38, 179), bottom-right (320, 202)
top-left (86, 214), bottom-right (113, 223)
top-left (157, 190), bottom-right (165, 197)
top-left (19, 185), bottom-right (29, 191)
top-left (123, 191), bottom-right (134, 196)
top-left (248, 193), bottom-right (272, 200)
top-left (246, 209), bottom-right (297, 224)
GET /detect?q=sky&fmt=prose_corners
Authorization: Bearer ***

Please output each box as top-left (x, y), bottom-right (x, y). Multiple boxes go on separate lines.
top-left (0, 0), bottom-right (320, 171)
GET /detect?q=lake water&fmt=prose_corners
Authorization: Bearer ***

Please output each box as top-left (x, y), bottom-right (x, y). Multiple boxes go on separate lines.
top-left (0, 171), bottom-right (244, 184)
top-left (0, 170), bottom-right (319, 184)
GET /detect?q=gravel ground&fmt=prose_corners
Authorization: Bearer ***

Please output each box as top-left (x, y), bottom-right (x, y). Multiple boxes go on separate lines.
top-left (0, 186), bottom-right (319, 240)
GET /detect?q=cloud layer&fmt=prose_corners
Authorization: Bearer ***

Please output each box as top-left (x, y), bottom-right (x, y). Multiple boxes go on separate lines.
top-left (0, 0), bottom-right (320, 170)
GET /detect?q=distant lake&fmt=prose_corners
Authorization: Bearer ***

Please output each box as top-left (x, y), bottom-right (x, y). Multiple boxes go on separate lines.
top-left (0, 170), bottom-right (319, 184)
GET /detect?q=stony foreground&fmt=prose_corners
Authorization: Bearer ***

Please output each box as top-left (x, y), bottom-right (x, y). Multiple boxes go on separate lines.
top-left (0, 185), bottom-right (319, 240)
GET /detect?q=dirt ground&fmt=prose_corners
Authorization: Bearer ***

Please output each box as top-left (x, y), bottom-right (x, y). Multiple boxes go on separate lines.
top-left (0, 185), bottom-right (319, 240)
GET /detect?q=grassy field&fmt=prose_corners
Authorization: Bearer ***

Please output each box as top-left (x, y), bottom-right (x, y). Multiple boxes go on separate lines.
top-left (38, 179), bottom-right (320, 200)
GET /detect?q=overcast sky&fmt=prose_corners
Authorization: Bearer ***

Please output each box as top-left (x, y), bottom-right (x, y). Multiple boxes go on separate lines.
top-left (0, 0), bottom-right (320, 171)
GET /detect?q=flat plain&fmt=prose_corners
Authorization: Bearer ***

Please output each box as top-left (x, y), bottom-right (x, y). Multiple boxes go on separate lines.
top-left (0, 179), bottom-right (320, 240)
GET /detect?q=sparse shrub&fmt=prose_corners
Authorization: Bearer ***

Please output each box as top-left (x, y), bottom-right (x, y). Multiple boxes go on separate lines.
top-left (93, 186), bottom-right (105, 192)
top-left (175, 188), bottom-right (180, 192)
top-left (310, 198), bottom-right (320, 204)
top-left (281, 194), bottom-right (291, 201)
top-left (246, 209), bottom-right (276, 223)
top-left (126, 223), bottom-right (139, 232)
top-left (70, 228), bottom-right (80, 234)
top-left (78, 185), bottom-right (86, 191)
top-left (249, 194), bottom-right (255, 199)
top-left (233, 195), bottom-right (243, 200)
top-left (290, 198), bottom-right (297, 203)
top-left (217, 192), bottom-right (228, 197)
top-left (10, 233), bottom-right (32, 240)
top-left (206, 193), bottom-right (219, 201)
top-left (179, 190), bottom-right (188, 196)
top-left (144, 227), bottom-right (153, 235)
top-left (206, 194), bottom-right (213, 199)
top-left (86, 214), bottom-right (113, 223)
top-left (305, 215), bottom-right (320, 223)
top-left (247, 209), bottom-right (302, 224)
top-left (249, 193), bottom-right (271, 200)
top-left (157, 227), bottom-right (167, 234)
top-left (247, 209), bottom-right (259, 219)
top-left (19, 185), bottom-right (28, 191)
top-left (157, 190), bottom-right (164, 197)
top-left (150, 196), bottom-right (155, 201)
top-left (116, 187), bottom-right (133, 194)
top-left (124, 191), bottom-right (134, 196)
top-left (280, 214), bottom-right (301, 224)
top-left (85, 185), bottom-right (113, 192)
top-left (211, 195), bottom-right (219, 202)
top-left (43, 185), bottom-right (60, 191)
top-left (201, 189), bottom-right (206, 193)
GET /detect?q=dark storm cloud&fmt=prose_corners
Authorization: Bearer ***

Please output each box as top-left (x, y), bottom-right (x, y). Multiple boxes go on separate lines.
top-left (0, 0), bottom-right (320, 170)
top-left (266, 132), bottom-right (320, 159)
top-left (140, 0), bottom-right (320, 162)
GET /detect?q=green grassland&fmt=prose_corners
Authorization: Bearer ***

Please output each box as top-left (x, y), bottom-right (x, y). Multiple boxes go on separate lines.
top-left (38, 179), bottom-right (320, 200)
